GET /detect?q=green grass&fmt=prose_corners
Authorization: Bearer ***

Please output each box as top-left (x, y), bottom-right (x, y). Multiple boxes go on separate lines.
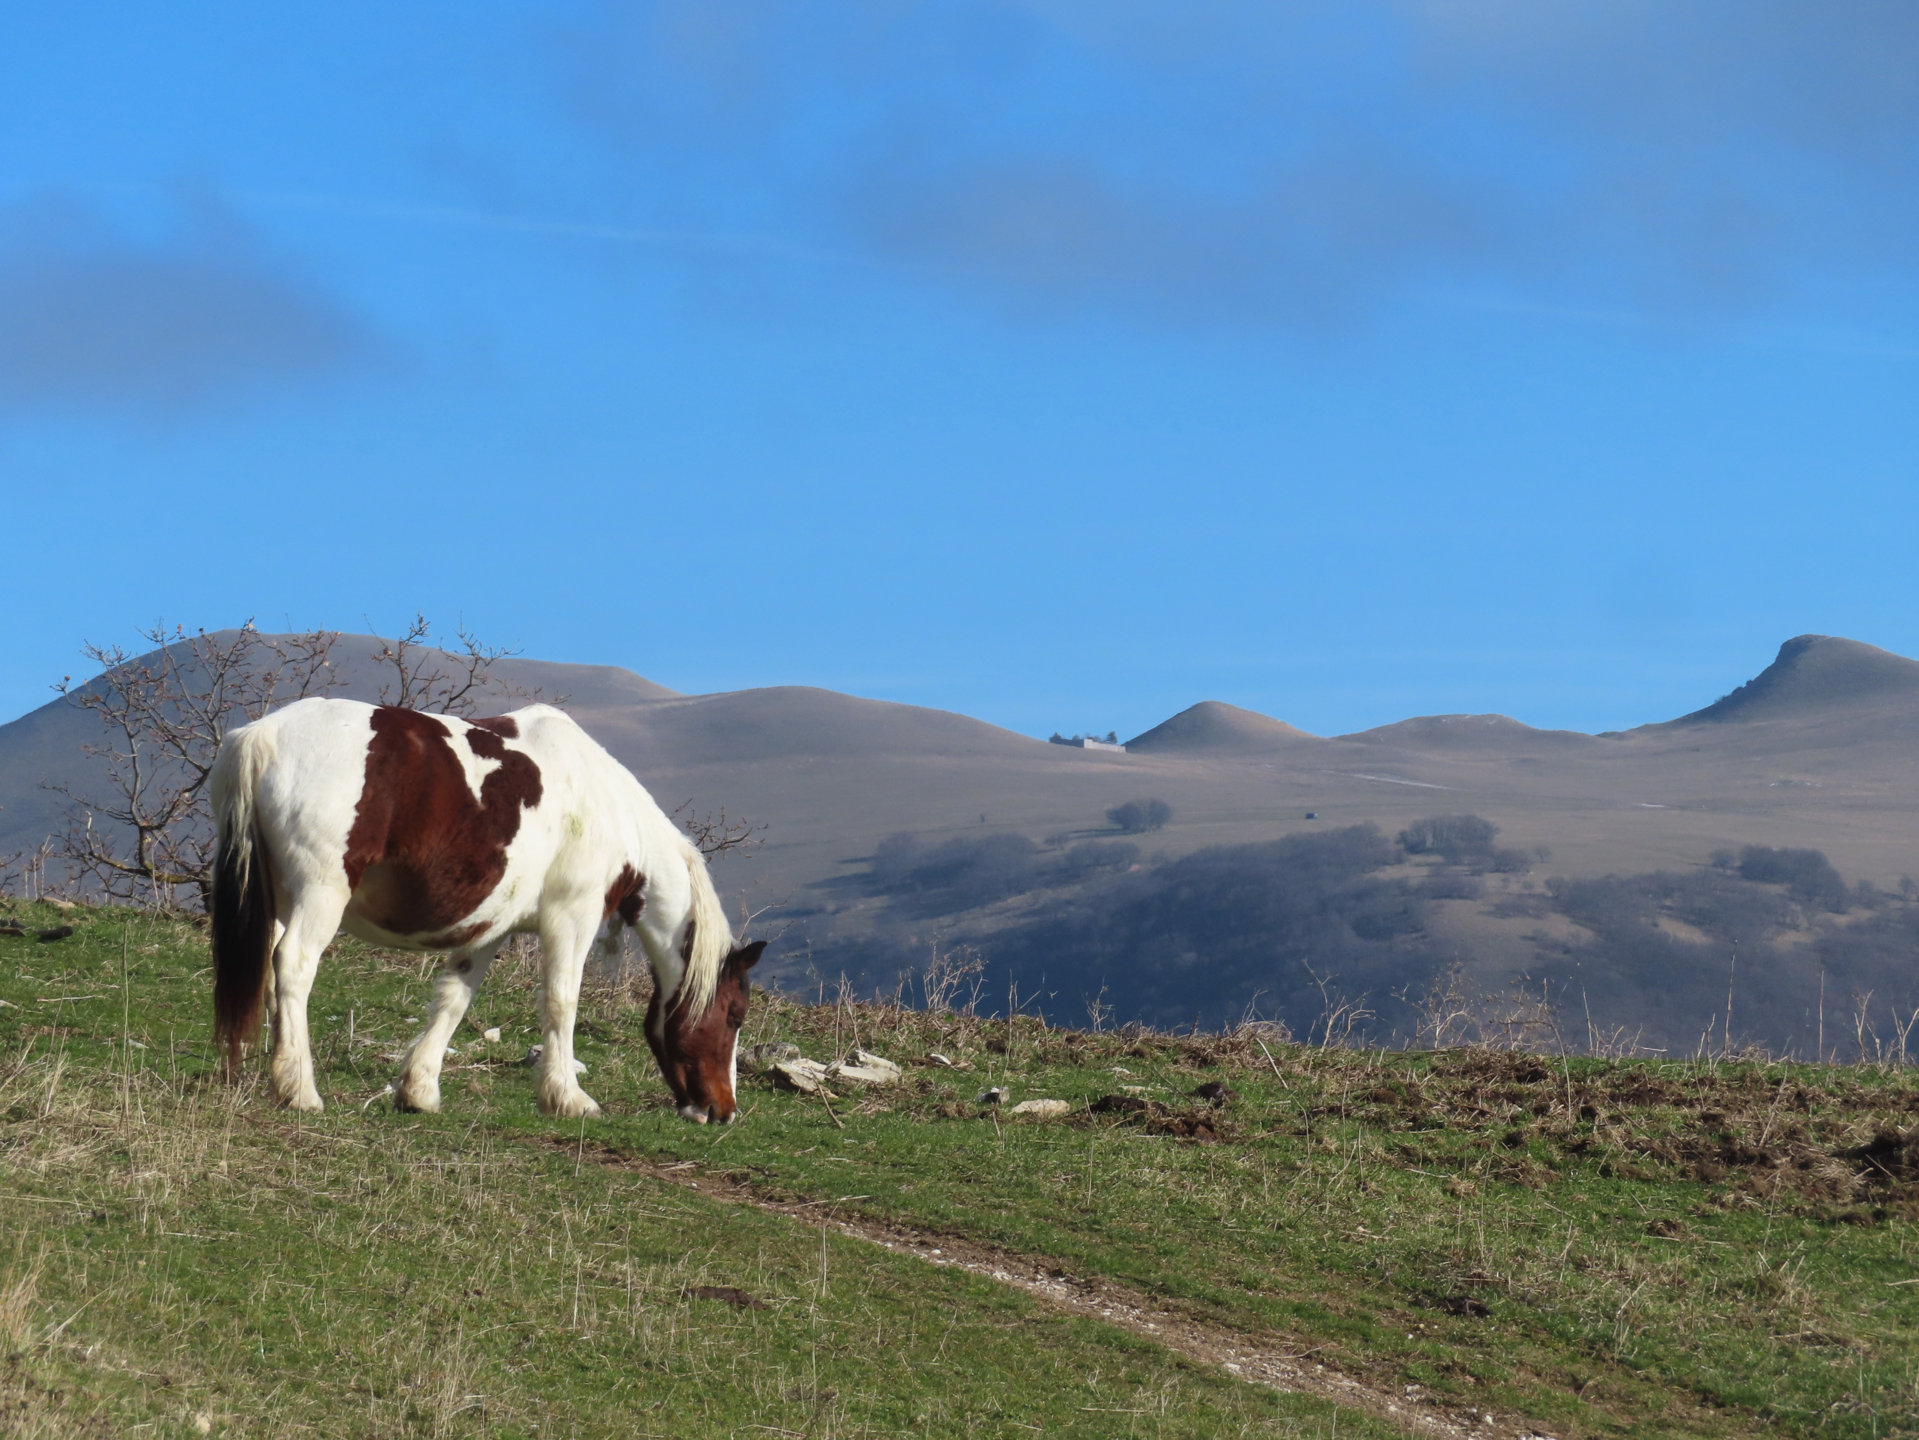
top-left (0, 904), bottom-right (1394, 1438)
top-left (673, 1014), bottom-right (1919, 1440)
top-left (5, 903), bottom-right (1919, 1437)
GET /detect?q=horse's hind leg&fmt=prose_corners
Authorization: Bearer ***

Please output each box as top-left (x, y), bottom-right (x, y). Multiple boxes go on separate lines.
top-left (263, 919), bottom-right (286, 1036)
top-left (394, 942), bottom-right (500, 1114)
top-left (268, 888), bottom-right (348, 1113)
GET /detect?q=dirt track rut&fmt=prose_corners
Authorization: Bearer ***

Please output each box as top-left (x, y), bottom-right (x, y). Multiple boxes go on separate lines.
top-left (555, 1139), bottom-right (1563, 1440)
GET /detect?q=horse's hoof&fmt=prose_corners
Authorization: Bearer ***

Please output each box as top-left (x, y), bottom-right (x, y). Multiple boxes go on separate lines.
top-left (392, 1087), bottom-right (440, 1114)
top-left (677, 1104), bottom-right (712, 1125)
top-left (541, 1090), bottom-right (601, 1120)
top-left (275, 1087), bottom-right (325, 1114)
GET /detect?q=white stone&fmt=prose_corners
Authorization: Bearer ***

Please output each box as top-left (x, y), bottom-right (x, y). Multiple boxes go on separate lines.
top-left (771, 1059), bottom-right (833, 1094)
top-left (836, 1048), bottom-right (902, 1081)
top-left (482, 1027), bottom-right (502, 1043)
top-left (1007, 1098), bottom-right (1070, 1120)
top-left (829, 1062), bottom-right (900, 1086)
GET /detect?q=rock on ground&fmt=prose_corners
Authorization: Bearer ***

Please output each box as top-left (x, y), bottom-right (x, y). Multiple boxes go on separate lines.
top-left (1007, 1099), bottom-right (1070, 1120)
top-left (770, 1059), bottom-right (833, 1094)
top-left (743, 1041), bottom-right (803, 1070)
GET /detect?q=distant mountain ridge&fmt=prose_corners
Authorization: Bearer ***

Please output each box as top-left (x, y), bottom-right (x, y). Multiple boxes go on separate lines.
top-left (11, 627), bottom-right (1919, 1052)
top-left (1341, 713), bottom-right (1597, 751)
top-left (1660, 635), bottom-right (1919, 727)
top-left (1122, 634), bottom-right (1919, 750)
top-left (9, 627), bottom-right (1919, 929)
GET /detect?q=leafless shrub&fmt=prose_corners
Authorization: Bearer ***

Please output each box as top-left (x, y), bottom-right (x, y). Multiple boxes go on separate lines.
top-left (1848, 990), bottom-right (1919, 1072)
top-left (48, 617), bottom-right (545, 912)
top-left (919, 941), bottom-right (986, 1015)
top-left (1303, 963), bottom-right (1374, 1048)
top-left (1470, 978), bottom-right (1567, 1053)
top-left (370, 612), bottom-right (554, 716)
top-left (50, 623), bottom-right (344, 910)
top-left (672, 800), bottom-right (764, 862)
top-left (1403, 963), bottom-right (1477, 1049)
top-left (0, 840), bottom-right (57, 904)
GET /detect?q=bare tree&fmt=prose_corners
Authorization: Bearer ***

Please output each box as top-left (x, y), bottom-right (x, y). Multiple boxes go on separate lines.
top-left (50, 623), bottom-right (344, 911)
top-left (51, 614), bottom-right (752, 909)
top-left (672, 800), bottom-right (764, 861)
top-left (370, 612), bottom-right (558, 716)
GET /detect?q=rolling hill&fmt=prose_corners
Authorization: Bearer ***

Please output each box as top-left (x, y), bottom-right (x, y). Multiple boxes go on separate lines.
top-left (5, 632), bottom-right (1918, 1048)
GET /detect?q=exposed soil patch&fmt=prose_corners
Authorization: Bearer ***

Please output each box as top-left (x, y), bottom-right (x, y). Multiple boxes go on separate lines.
top-left (1085, 1093), bottom-right (1232, 1141)
top-left (686, 1284), bottom-right (767, 1310)
top-left (540, 1135), bottom-right (1562, 1440)
top-left (1330, 1050), bottom-right (1919, 1223)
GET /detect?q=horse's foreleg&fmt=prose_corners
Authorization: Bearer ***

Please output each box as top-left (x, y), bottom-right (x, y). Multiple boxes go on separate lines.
top-left (268, 892), bottom-right (346, 1113)
top-left (394, 943), bottom-right (499, 1114)
top-left (535, 911), bottom-right (601, 1119)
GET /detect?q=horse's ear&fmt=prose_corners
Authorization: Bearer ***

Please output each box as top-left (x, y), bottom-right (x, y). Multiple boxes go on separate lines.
top-left (732, 940), bottom-right (767, 971)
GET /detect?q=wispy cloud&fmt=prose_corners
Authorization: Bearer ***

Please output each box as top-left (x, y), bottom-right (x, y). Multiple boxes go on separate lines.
top-left (545, 0), bottom-right (1919, 331)
top-left (0, 188), bottom-right (377, 417)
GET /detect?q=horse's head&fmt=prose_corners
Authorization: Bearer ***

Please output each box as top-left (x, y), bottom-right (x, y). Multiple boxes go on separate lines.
top-left (648, 940), bottom-right (765, 1123)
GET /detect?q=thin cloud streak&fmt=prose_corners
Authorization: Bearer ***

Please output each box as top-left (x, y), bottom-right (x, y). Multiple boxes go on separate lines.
top-left (224, 187), bottom-right (865, 270)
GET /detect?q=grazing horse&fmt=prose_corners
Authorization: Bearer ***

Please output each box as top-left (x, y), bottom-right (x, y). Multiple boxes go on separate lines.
top-left (208, 697), bottom-right (764, 1122)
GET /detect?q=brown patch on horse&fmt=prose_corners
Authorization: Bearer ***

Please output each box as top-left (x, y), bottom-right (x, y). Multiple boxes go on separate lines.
top-left (421, 922), bottom-right (489, 951)
top-left (656, 941), bottom-right (766, 1121)
top-left (342, 707), bottom-right (543, 938)
top-left (603, 864), bottom-right (645, 926)
top-left (468, 715), bottom-right (519, 740)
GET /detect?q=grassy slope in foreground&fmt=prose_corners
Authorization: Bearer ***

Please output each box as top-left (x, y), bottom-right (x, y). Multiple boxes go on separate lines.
top-left (0, 905), bottom-right (1395, 1439)
top-left (7, 905), bottom-right (1919, 1437)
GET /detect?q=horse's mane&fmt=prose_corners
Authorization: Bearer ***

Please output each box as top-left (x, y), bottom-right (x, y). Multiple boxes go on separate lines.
top-left (675, 839), bottom-right (731, 1017)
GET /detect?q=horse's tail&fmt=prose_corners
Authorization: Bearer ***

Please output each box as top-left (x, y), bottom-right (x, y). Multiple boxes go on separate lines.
top-left (210, 721), bottom-right (277, 1074)
top-left (675, 842), bottom-right (732, 1018)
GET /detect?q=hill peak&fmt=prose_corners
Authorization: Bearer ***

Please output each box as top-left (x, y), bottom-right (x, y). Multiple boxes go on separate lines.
top-left (1125, 700), bottom-right (1316, 754)
top-left (1670, 635), bottom-right (1919, 726)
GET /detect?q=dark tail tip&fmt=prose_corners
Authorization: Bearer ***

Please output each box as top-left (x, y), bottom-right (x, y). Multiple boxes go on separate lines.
top-left (211, 827), bottom-right (273, 1077)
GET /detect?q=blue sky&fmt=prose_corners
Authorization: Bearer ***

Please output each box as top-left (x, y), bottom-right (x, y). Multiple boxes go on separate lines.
top-left (3, 2), bottom-right (1916, 739)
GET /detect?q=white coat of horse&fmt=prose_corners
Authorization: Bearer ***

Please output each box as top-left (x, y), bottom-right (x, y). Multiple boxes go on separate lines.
top-left (208, 697), bottom-right (762, 1121)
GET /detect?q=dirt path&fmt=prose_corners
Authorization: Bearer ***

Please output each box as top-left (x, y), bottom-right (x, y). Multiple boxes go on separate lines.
top-left (553, 1138), bottom-right (1563, 1440)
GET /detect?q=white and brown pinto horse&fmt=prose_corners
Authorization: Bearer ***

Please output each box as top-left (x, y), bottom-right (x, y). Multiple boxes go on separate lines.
top-left (208, 697), bottom-right (763, 1122)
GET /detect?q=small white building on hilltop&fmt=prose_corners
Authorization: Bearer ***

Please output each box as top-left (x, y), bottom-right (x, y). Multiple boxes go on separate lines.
top-left (1048, 732), bottom-right (1126, 753)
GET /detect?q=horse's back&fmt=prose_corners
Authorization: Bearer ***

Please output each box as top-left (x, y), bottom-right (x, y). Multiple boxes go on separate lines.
top-left (225, 696), bottom-right (665, 948)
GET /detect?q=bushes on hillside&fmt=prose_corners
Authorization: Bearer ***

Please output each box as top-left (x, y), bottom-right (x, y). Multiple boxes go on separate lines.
top-left (868, 832), bottom-right (1045, 917)
top-left (1108, 798), bottom-right (1173, 834)
top-left (970, 824), bottom-right (1434, 1034)
top-left (832, 815), bottom-right (1916, 1057)
top-left (1734, 845), bottom-right (1850, 913)
top-left (1398, 814), bottom-right (1531, 872)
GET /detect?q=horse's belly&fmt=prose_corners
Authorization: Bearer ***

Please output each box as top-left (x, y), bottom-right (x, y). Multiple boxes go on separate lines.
top-left (343, 862), bottom-right (509, 951)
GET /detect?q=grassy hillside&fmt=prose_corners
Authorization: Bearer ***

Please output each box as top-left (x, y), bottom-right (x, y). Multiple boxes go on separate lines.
top-left (4, 903), bottom-right (1917, 1437)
